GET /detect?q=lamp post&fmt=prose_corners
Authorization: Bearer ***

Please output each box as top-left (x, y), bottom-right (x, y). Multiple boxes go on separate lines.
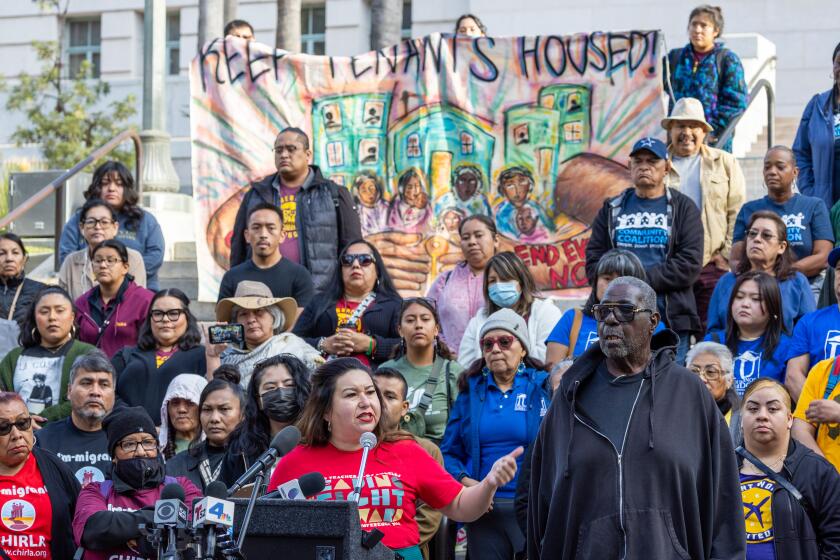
top-left (141, 0), bottom-right (179, 194)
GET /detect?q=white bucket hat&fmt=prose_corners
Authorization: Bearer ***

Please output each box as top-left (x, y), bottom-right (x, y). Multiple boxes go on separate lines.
top-left (661, 97), bottom-right (713, 132)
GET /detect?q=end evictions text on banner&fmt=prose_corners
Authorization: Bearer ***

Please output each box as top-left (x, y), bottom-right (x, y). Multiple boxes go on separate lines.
top-left (190, 31), bottom-right (666, 302)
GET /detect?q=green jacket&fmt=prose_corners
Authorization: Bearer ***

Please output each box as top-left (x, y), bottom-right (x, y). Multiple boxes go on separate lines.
top-left (0, 340), bottom-right (95, 421)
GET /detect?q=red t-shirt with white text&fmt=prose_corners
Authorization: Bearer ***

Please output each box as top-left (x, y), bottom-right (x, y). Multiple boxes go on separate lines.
top-left (267, 439), bottom-right (462, 550)
top-left (0, 453), bottom-right (52, 559)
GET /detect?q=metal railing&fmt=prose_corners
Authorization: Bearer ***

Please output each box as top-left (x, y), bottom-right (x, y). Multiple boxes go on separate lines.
top-left (0, 129), bottom-right (143, 269)
top-left (714, 78), bottom-right (775, 152)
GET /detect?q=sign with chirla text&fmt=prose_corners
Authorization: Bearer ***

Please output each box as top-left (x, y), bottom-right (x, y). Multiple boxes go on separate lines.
top-left (190, 31), bottom-right (666, 301)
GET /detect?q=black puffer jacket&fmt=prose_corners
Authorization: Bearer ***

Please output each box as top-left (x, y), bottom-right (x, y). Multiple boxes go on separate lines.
top-left (585, 187), bottom-right (703, 334)
top-left (737, 439), bottom-right (840, 560)
top-left (229, 166), bottom-right (361, 290)
top-left (527, 330), bottom-right (744, 560)
top-left (0, 275), bottom-right (45, 327)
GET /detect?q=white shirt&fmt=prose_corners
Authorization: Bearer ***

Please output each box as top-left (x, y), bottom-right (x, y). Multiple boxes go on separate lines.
top-left (672, 153), bottom-right (702, 209)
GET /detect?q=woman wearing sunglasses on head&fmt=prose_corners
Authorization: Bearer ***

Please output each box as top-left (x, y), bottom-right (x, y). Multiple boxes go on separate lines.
top-left (113, 289), bottom-right (207, 424)
top-left (293, 239), bottom-right (402, 367)
top-left (0, 392), bottom-right (80, 559)
top-left (441, 308), bottom-right (550, 559)
top-left (707, 211), bottom-right (814, 336)
top-left (75, 239), bottom-right (155, 358)
top-left (379, 297), bottom-right (463, 444)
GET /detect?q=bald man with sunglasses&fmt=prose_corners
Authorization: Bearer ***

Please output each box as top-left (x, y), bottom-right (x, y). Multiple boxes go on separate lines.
top-left (527, 276), bottom-right (744, 560)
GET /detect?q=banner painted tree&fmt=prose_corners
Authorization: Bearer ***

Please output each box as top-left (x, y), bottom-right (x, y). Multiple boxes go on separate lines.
top-left (191, 31), bottom-right (666, 301)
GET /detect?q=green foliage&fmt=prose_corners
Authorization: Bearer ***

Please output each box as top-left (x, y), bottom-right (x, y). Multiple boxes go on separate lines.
top-left (4, 38), bottom-right (138, 170)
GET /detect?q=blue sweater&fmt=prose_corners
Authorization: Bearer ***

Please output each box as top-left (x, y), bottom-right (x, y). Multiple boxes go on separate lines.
top-left (440, 366), bottom-right (549, 499)
top-left (793, 89), bottom-right (837, 210)
top-left (706, 272), bottom-right (815, 335)
top-left (58, 208), bottom-right (165, 290)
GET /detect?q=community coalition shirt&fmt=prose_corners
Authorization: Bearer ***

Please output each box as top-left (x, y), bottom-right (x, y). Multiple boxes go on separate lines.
top-left (740, 474), bottom-right (776, 560)
top-left (267, 440), bottom-right (463, 550)
top-left (789, 305), bottom-right (840, 367)
top-left (13, 344), bottom-right (72, 414)
top-left (612, 192), bottom-right (670, 269)
top-left (546, 309), bottom-right (665, 358)
top-left (0, 453), bottom-right (52, 559)
top-left (35, 417), bottom-right (111, 487)
top-left (275, 181), bottom-right (302, 264)
top-left (576, 362), bottom-right (644, 452)
top-left (704, 332), bottom-right (792, 396)
top-left (217, 258), bottom-right (315, 307)
top-left (377, 356), bottom-right (462, 441)
top-left (733, 194), bottom-right (834, 265)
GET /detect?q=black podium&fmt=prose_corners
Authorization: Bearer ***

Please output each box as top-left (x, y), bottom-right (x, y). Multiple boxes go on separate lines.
top-left (232, 499), bottom-right (396, 560)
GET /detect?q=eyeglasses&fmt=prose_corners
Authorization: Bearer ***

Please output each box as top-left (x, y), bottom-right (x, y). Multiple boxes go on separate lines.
top-left (82, 218), bottom-right (115, 228)
top-left (689, 365), bottom-right (725, 380)
top-left (150, 309), bottom-right (185, 323)
top-left (481, 335), bottom-right (516, 352)
top-left (0, 417), bottom-right (31, 436)
top-left (93, 257), bottom-right (123, 267)
top-left (340, 253), bottom-right (375, 267)
top-left (746, 229), bottom-right (778, 242)
top-left (117, 438), bottom-right (158, 453)
top-left (591, 304), bottom-right (653, 323)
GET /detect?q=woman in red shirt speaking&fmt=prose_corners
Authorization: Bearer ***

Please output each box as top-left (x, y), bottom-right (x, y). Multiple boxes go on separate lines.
top-left (268, 357), bottom-right (522, 560)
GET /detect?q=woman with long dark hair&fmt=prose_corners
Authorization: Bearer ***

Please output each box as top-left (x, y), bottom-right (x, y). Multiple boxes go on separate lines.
top-left (113, 288), bottom-right (206, 424)
top-left (293, 239), bottom-right (402, 367)
top-left (0, 286), bottom-right (95, 421)
top-left (705, 271), bottom-right (793, 397)
top-left (243, 354), bottom-right (311, 453)
top-left (75, 239), bottom-right (155, 357)
top-left (707, 211), bottom-right (814, 335)
top-left (458, 251), bottom-right (561, 368)
top-left (58, 161), bottom-right (165, 289)
top-left (379, 297), bottom-right (462, 444)
top-left (0, 233), bottom-right (45, 328)
top-left (268, 357), bottom-right (523, 560)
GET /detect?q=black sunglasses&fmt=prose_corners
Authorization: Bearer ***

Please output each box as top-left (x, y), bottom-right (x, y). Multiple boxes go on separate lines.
top-left (340, 253), bottom-right (376, 267)
top-left (0, 417), bottom-right (32, 436)
top-left (592, 303), bottom-right (653, 323)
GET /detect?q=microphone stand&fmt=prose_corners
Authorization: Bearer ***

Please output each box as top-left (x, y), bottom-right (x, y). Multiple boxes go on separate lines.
top-left (234, 470), bottom-right (267, 552)
top-left (348, 444), bottom-right (372, 502)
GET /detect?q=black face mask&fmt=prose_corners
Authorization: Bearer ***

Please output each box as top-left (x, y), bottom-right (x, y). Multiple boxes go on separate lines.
top-left (261, 388), bottom-right (300, 423)
top-left (114, 456), bottom-right (165, 489)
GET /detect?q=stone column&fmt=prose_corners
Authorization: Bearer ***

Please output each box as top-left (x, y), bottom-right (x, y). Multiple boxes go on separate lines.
top-left (141, 0), bottom-right (179, 193)
top-left (198, 0), bottom-right (224, 52)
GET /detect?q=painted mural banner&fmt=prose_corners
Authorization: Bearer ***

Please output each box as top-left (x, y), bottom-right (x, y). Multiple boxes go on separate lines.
top-left (191, 31), bottom-right (666, 301)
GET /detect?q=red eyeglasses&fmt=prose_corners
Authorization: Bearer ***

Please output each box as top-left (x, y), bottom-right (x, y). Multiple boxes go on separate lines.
top-left (480, 335), bottom-right (516, 352)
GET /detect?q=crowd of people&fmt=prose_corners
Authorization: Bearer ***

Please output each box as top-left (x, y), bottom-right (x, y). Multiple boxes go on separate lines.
top-left (0, 5), bottom-right (839, 560)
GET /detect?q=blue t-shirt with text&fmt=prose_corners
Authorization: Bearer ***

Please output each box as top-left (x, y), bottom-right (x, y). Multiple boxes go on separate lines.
top-left (789, 305), bottom-right (840, 368)
top-left (546, 308), bottom-right (665, 358)
top-left (612, 192), bottom-right (670, 269)
top-left (705, 331), bottom-right (792, 396)
top-left (733, 194), bottom-right (834, 264)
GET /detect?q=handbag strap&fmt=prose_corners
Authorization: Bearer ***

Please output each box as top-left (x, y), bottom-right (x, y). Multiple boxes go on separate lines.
top-left (823, 357), bottom-right (840, 400)
top-left (417, 358), bottom-right (445, 414)
top-left (568, 308), bottom-right (583, 356)
top-left (343, 293), bottom-right (376, 328)
top-left (6, 283), bottom-right (23, 321)
top-left (736, 445), bottom-right (818, 529)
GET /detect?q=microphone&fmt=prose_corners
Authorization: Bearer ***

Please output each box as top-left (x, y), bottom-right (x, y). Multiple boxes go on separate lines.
top-left (260, 472), bottom-right (326, 500)
top-left (348, 432), bottom-right (377, 502)
top-left (152, 483), bottom-right (189, 560)
top-left (193, 481), bottom-right (234, 560)
top-left (227, 425), bottom-right (301, 496)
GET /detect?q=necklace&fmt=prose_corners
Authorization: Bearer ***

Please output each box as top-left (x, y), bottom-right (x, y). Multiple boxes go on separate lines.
top-left (742, 453), bottom-right (786, 474)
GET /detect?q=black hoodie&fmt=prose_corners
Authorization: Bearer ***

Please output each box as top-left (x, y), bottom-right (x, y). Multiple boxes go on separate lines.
top-left (527, 330), bottom-right (744, 560)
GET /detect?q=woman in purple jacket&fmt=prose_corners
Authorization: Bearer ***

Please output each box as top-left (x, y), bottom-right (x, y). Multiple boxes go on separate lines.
top-left (75, 239), bottom-right (154, 358)
top-left (73, 406), bottom-right (202, 560)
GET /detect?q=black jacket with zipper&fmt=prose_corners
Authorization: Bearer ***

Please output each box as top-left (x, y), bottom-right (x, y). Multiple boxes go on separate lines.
top-left (738, 439), bottom-right (840, 560)
top-left (229, 165), bottom-right (361, 290)
top-left (585, 187), bottom-right (703, 334)
top-left (0, 274), bottom-right (45, 327)
top-left (527, 330), bottom-right (744, 560)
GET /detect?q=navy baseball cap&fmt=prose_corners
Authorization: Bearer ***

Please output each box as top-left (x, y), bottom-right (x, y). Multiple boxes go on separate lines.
top-left (629, 137), bottom-right (668, 160)
top-left (829, 246), bottom-right (840, 268)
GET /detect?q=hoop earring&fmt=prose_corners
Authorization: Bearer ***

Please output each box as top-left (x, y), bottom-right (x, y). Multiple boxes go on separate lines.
top-left (70, 325), bottom-right (77, 339)
top-left (327, 420), bottom-right (332, 432)
top-left (31, 328), bottom-right (37, 339)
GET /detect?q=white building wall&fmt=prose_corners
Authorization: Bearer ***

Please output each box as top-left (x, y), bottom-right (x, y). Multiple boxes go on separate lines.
top-left (0, 0), bottom-right (836, 187)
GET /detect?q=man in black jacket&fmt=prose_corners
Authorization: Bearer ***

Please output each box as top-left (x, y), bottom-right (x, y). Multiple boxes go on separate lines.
top-left (229, 127), bottom-right (362, 290)
top-left (527, 277), bottom-right (744, 560)
top-left (585, 136), bottom-right (702, 364)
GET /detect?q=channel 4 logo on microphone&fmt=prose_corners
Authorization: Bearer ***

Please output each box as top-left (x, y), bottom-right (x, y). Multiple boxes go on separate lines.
top-left (195, 498), bottom-right (234, 526)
